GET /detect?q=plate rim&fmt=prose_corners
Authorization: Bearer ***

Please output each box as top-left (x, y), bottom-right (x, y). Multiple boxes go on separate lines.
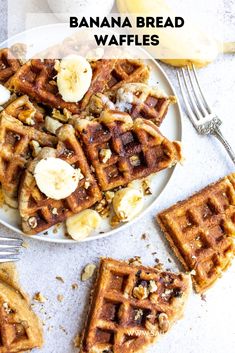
top-left (0, 24), bottom-right (183, 244)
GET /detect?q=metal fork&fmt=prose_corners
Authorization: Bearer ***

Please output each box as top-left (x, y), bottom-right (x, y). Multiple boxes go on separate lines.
top-left (177, 65), bottom-right (235, 164)
top-left (0, 236), bottom-right (23, 262)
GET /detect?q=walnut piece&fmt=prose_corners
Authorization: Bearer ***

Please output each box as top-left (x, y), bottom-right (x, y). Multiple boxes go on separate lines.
top-left (81, 264), bottom-right (96, 281)
top-left (158, 313), bottom-right (169, 333)
top-left (133, 285), bottom-right (148, 300)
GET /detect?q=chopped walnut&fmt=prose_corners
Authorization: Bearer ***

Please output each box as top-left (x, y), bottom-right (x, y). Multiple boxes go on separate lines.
top-left (99, 148), bottom-right (112, 163)
top-left (129, 256), bottom-right (142, 266)
top-left (142, 179), bottom-right (152, 195)
top-left (158, 313), bottom-right (169, 333)
top-left (57, 294), bottom-right (64, 302)
top-left (105, 191), bottom-right (115, 204)
top-left (33, 292), bottom-right (47, 303)
top-left (130, 155), bottom-right (141, 167)
top-left (81, 264), bottom-right (96, 281)
top-left (134, 309), bottom-right (143, 321)
top-left (45, 116), bottom-right (63, 134)
top-left (71, 283), bottom-right (78, 290)
top-left (110, 214), bottom-right (120, 227)
top-left (30, 140), bottom-right (41, 157)
top-left (25, 117), bottom-right (35, 126)
top-left (133, 285), bottom-right (149, 300)
top-left (95, 198), bottom-right (110, 218)
top-left (2, 302), bottom-right (13, 314)
top-left (84, 180), bottom-right (90, 189)
top-left (52, 207), bottom-right (58, 215)
top-left (52, 108), bottom-right (69, 122)
top-left (28, 216), bottom-right (37, 229)
top-left (149, 280), bottom-right (158, 293)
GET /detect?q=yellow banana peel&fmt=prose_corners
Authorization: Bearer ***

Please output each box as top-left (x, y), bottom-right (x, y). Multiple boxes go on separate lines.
top-left (116, 0), bottom-right (235, 68)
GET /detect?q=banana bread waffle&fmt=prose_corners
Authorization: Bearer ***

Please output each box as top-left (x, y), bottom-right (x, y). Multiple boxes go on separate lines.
top-left (7, 58), bottom-right (149, 114)
top-left (116, 83), bottom-right (176, 126)
top-left (19, 125), bottom-right (102, 234)
top-left (80, 258), bottom-right (191, 353)
top-left (157, 174), bottom-right (235, 293)
top-left (76, 110), bottom-right (182, 191)
top-left (86, 83), bottom-right (176, 125)
top-left (0, 48), bottom-right (21, 84)
top-left (0, 263), bottom-right (43, 353)
top-left (0, 112), bottom-right (57, 208)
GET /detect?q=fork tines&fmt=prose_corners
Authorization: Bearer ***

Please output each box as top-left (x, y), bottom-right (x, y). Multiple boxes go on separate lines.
top-left (0, 236), bottom-right (23, 262)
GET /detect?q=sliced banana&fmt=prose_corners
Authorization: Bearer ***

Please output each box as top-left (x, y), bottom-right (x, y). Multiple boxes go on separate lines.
top-left (66, 209), bottom-right (101, 241)
top-left (112, 187), bottom-right (143, 222)
top-left (0, 84), bottom-right (10, 105)
top-left (34, 157), bottom-right (83, 200)
top-left (56, 55), bottom-right (92, 103)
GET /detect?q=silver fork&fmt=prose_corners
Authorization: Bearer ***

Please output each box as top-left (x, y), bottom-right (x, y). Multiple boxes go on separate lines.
top-left (177, 65), bottom-right (235, 164)
top-left (0, 236), bottom-right (23, 262)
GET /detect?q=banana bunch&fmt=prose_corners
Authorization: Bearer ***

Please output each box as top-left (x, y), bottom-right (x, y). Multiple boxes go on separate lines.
top-left (117, 0), bottom-right (235, 68)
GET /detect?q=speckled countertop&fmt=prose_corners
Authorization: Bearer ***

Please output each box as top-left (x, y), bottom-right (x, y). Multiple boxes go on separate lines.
top-left (0, 1), bottom-right (235, 353)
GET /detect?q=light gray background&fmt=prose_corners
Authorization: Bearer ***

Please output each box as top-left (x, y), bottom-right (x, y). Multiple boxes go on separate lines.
top-left (0, 1), bottom-right (235, 353)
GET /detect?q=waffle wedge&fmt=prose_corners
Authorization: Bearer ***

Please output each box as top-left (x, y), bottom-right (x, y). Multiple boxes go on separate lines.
top-left (76, 111), bottom-right (182, 191)
top-left (86, 83), bottom-right (176, 125)
top-left (157, 174), bottom-right (235, 293)
top-left (80, 258), bottom-right (191, 353)
top-left (19, 125), bottom-right (102, 235)
top-left (7, 58), bottom-right (149, 114)
top-left (0, 49), bottom-right (21, 84)
top-left (0, 263), bottom-right (43, 352)
top-left (0, 112), bottom-right (57, 208)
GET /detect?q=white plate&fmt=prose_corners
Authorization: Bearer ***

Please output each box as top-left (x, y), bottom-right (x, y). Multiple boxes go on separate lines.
top-left (0, 24), bottom-right (182, 243)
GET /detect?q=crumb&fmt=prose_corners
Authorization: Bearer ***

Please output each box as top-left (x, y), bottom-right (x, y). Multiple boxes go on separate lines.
top-left (167, 258), bottom-right (172, 263)
top-left (56, 276), bottom-right (64, 283)
top-left (141, 233), bottom-right (148, 240)
top-left (201, 294), bottom-right (207, 302)
top-left (22, 241), bottom-right (29, 249)
top-left (71, 283), bottom-right (78, 290)
top-left (129, 256), bottom-right (142, 266)
top-left (57, 294), bottom-right (64, 302)
top-left (59, 325), bottom-right (68, 335)
top-left (74, 334), bottom-right (81, 348)
top-left (81, 264), bottom-right (96, 281)
top-left (33, 292), bottom-right (47, 303)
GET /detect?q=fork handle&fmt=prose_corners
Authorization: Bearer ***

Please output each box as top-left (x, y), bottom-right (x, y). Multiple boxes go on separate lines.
top-left (213, 127), bottom-right (235, 165)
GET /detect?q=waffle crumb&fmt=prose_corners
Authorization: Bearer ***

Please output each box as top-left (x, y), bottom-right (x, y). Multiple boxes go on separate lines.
top-left (33, 292), bottom-right (47, 303)
top-left (56, 276), bottom-right (64, 283)
top-left (81, 264), bottom-right (96, 281)
top-left (71, 283), bottom-right (78, 290)
top-left (57, 294), bottom-right (64, 302)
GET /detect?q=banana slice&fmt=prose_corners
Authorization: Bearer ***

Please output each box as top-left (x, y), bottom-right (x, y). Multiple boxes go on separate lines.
top-left (66, 209), bottom-right (101, 241)
top-left (34, 157), bottom-right (83, 200)
top-left (112, 187), bottom-right (143, 222)
top-left (0, 84), bottom-right (10, 105)
top-left (56, 55), bottom-right (92, 102)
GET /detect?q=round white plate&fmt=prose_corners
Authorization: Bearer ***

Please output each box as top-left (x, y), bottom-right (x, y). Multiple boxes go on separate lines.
top-left (0, 24), bottom-right (182, 243)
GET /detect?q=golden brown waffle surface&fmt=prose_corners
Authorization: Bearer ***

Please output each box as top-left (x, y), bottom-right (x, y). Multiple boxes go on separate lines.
top-left (76, 111), bottom-right (182, 191)
top-left (80, 258), bottom-right (191, 353)
top-left (0, 263), bottom-right (43, 353)
top-left (19, 125), bottom-right (102, 234)
top-left (7, 58), bottom-right (149, 114)
top-left (0, 113), bottom-right (57, 208)
top-left (157, 174), bottom-right (235, 293)
top-left (0, 49), bottom-right (21, 84)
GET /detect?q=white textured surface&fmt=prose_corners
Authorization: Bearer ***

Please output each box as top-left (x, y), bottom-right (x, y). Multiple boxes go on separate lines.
top-left (0, 1), bottom-right (235, 353)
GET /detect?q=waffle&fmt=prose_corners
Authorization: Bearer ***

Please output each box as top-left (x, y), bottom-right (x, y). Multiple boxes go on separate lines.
top-left (3, 95), bottom-right (46, 130)
top-left (76, 110), bottom-right (182, 191)
top-left (0, 112), bottom-right (57, 208)
top-left (19, 124), bottom-right (102, 234)
top-left (80, 258), bottom-right (191, 353)
top-left (7, 59), bottom-right (81, 114)
top-left (86, 83), bottom-right (176, 126)
top-left (0, 48), bottom-right (21, 84)
top-left (116, 83), bottom-right (176, 126)
top-left (7, 58), bottom-right (149, 114)
top-left (0, 264), bottom-right (43, 352)
top-left (157, 174), bottom-right (235, 293)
